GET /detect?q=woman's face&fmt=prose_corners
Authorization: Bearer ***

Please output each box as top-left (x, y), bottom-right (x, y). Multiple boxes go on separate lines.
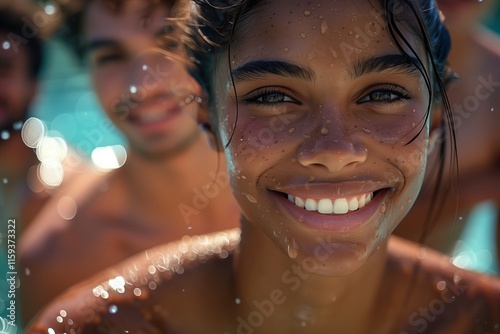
top-left (213, 0), bottom-right (434, 276)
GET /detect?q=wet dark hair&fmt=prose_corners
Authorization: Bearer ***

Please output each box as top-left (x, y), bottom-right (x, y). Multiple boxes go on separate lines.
top-left (187, 0), bottom-right (458, 242)
top-left (0, 9), bottom-right (44, 80)
top-left (58, 0), bottom-right (189, 62)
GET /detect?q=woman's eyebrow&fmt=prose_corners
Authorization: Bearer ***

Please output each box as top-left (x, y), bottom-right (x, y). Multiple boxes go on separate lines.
top-left (350, 54), bottom-right (421, 78)
top-left (232, 60), bottom-right (315, 83)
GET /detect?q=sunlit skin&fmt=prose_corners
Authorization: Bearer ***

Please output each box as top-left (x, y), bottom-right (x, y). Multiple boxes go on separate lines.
top-left (25, 1), bottom-right (500, 333)
top-left (396, 0), bottom-right (500, 264)
top-left (18, 0), bottom-right (239, 325)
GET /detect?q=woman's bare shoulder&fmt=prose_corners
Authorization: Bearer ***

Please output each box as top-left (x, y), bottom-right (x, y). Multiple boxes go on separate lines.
top-left (25, 228), bottom-right (241, 334)
top-left (386, 236), bottom-right (500, 333)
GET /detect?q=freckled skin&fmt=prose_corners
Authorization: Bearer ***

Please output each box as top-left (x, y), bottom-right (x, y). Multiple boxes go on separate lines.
top-left (25, 1), bottom-right (500, 333)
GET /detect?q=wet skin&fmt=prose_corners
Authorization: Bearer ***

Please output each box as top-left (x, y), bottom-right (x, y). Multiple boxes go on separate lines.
top-left (25, 1), bottom-right (500, 333)
top-left (216, 0), bottom-right (432, 276)
top-left (18, 0), bottom-right (240, 324)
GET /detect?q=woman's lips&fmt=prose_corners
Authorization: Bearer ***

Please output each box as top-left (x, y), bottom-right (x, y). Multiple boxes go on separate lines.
top-left (273, 188), bottom-right (390, 232)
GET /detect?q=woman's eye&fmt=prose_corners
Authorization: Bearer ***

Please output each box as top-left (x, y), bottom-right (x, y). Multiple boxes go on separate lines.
top-left (244, 90), bottom-right (297, 105)
top-left (357, 87), bottom-right (411, 104)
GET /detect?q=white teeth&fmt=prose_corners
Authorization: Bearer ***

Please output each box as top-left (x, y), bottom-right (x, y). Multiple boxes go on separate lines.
top-left (358, 194), bottom-right (366, 208)
top-left (305, 198), bottom-right (318, 211)
top-left (333, 198), bottom-right (349, 214)
top-left (318, 199), bottom-right (333, 214)
top-left (348, 197), bottom-right (358, 211)
top-left (287, 192), bottom-right (374, 215)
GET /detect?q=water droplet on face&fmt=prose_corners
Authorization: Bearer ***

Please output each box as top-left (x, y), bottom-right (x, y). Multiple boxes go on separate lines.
top-left (288, 127), bottom-right (296, 134)
top-left (2, 41), bottom-right (10, 50)
top-left (245, 193), bottom-right (258, 203)
top-left (320, 127), bottom-right (329, 135)
top-left (235, 298), bottom-right (241, 304)
top-left (129, 85), bottom-right (138, 94)
top-left (300, 32), bottom-right (307, 39)
top-left (287, 239), bottom-right (299, 259)
top-left (362, 128), bottom-right (371, 134)
top-left (2, 178), bottom-right (7, 184)
top-left (490, 107), bottom-right (495, 112)
top-left (108, 304), bottom-right (118, 314)
top-left (1, 130), bottom-right (10, 140)
top-left (380, 202), bottom-right (386, 213)
top-left (142, 64), bottom-right (148, 71)
top-left (320, 20), bottom-right (328, 35)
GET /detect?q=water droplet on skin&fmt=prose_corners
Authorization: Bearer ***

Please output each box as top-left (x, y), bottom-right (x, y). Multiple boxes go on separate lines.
top-left (2, 178), bottom-right (8, 184)
top-left (288, 127), bottom-right (296, 134)
top-left (2, 41), bottom-right (10, 49)
top-left (380, 202), bottom-right (386, 213)
top-left (142, 64), bottom-right (148, 71)
top-left (300, 32), bottom-right (307, 39)
top-left (436, 280), bottom-right (446, 291)
top-left (304, 10), bottom-right (311, 16)
top-left (235, 298), bottom-right (241, 304)
top-left (108, 305), bottom-right (118, 314)
top-left (416, 247), bottom-right (427, 259)
top-left (284, 47), bottom-right (290, 52)
top-left (320, 20), bottom-right (328, 35)
top-left (287, 239), bottom-right (299, 259)
top-left (320, 127), bottom-right (329, 135)
top-left (491, 107), bottom-right (495, 112)
top-left (25, 267), bottom-right (30, 276)
top-left (362, 128), bottom-right (371, 134)
top-left (129, 85), bottom-right (138, 94)
top-left (245, 193), bottom-right (258, 203)
top-left (348, 30), bottom-right (353, 36)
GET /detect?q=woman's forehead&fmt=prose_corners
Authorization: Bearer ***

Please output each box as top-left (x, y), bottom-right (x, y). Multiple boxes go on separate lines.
top-left (229, 0), bottom-right (424, 70)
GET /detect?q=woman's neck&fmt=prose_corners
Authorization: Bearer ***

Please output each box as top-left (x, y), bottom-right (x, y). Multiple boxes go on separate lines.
top-left (233, 219), bottom-right (390, 333)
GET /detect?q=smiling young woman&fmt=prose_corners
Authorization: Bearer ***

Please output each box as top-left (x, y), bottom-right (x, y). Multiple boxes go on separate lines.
top-left (25, 0), bottom-right (500, 333)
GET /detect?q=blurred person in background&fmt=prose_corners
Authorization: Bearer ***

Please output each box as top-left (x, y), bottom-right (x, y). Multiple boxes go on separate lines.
top-left (395, 0), bottom-right (500, 272)
top-left (18, 0), bottom-right (239, 325)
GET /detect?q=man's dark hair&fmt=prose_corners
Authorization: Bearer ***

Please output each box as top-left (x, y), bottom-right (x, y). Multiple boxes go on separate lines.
top-left (0, 9), bottom-right (44, 79)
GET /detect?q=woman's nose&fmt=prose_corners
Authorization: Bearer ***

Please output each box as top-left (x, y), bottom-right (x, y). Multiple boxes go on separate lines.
top-left (297, 123), bottom-right (368, 173)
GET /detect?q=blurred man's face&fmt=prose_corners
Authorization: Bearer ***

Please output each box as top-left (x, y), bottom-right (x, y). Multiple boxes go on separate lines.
top-left (83, 0), bottom-right (203, 158)
top-left (0, 30), bottom-right (36, 131)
